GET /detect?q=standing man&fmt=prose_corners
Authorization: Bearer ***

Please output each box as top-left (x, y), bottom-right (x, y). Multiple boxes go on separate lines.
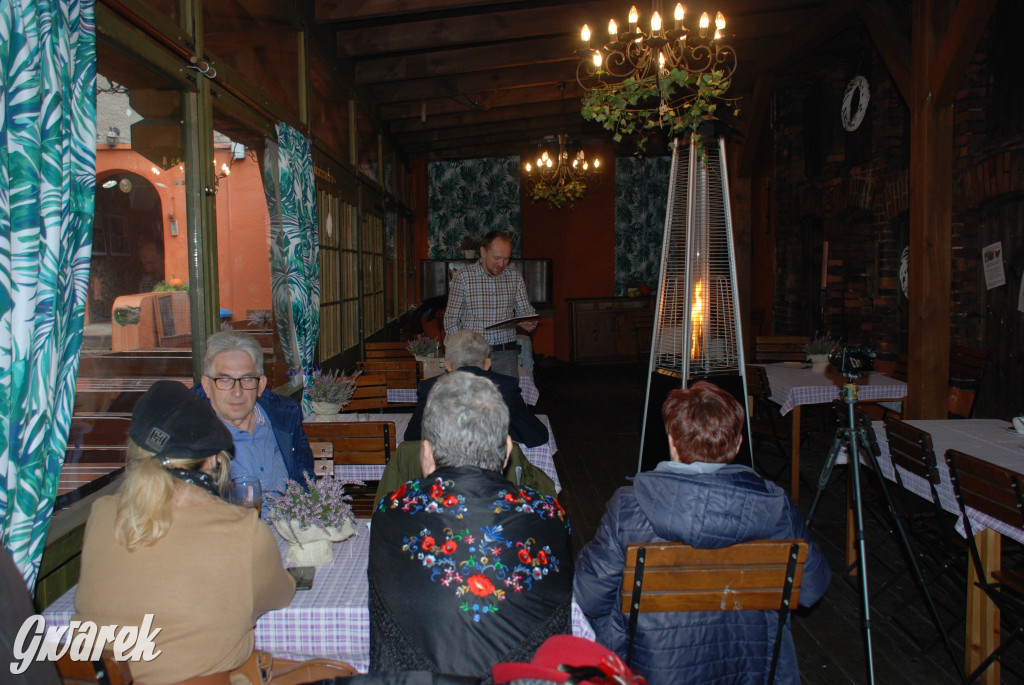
top-left (444, 230), bottom-right (537, 377)
top-left (195, 331), bottom-right (313, 493)
top-left (369, 371), bottom-right (573, 678)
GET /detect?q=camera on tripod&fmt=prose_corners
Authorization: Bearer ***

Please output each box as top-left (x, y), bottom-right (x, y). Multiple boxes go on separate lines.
top-left (828, 345), bottom-right (876, 378)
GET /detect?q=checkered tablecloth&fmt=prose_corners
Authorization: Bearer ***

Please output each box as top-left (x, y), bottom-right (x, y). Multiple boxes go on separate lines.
top-left (760, 364), bottom-right (908, 416)
top-left (319, 413), bottom-right (560, 492)
top-left (837, 419), bottom-right (1024, 544)
top-left (387, 373), bottom-right (540, 406)
top-left (41, 520), bottom-right (594, 672)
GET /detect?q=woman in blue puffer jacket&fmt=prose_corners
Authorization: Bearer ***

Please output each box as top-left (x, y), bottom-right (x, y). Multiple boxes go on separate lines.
top-left (574, 382), bottom-right (832, 685)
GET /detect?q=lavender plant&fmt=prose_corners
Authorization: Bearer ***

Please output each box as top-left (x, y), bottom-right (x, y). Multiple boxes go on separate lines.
top-left (305, 369), bottom-right (357, 406)
top-left (406, 334), bottom-right (438, 358)
top-left (264, 473), bottom-right (359, 530)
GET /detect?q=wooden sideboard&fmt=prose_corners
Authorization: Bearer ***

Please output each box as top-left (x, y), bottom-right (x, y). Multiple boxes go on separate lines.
top-left (568, 296), bottom-right (654, 364)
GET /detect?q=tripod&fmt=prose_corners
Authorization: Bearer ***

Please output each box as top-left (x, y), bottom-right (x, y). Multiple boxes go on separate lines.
top-left (806, 379), bottom-right (966, 685)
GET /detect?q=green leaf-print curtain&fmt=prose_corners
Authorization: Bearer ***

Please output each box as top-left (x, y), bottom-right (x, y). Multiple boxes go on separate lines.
top-left (615, 156), bottom-right (671, 295)
top-left (0, 0), bottom-right (96, 587)
top-left (427, 157), bottom-right (522, 258)
top-left (263, 122), bottom-right (319, 415)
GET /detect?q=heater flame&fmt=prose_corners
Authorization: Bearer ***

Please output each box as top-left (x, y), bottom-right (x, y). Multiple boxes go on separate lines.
top-left (690, 280), bottom-right (705, 358)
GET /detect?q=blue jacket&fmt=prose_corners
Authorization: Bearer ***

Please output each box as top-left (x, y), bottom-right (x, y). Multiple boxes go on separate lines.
top-left (573, 463), bottom-right (831, 685)
top-left (193, 386), bottom-right (314, 485)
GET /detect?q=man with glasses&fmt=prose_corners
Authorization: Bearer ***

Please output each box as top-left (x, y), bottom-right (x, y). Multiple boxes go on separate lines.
top-left (196, 331), bottom-right (313, 493)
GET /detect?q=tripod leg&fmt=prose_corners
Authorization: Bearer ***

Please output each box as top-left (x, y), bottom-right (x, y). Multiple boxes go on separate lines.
top-left (806, 429), bottom-right (847, 526)
top-left (845, 422), bottom-right (877, 684)
top-left (859, 430), bottom-right (967, 683)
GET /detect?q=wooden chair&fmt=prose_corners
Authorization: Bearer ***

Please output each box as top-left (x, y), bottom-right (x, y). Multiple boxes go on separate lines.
top-left (754, 336), bottom-right (810, 363)
top-left (364, 341), bottom-right (414, 361)
top-left (357, 358), bottom-right (419, 407)
top-left (303, 421), bottom-right (396, 467)
top-left (57, 647), bottom-right (133, 684)
top-left (945, 448), bottom-right (1024, 682)
top-left (346, 373), bottom-right (389, 412)
top-left (621, 539), bottom-right (807, 685)
top-left (948, 345), bottom-right (986, 419)
top-left (860, 354), bottom-right (908, 421)
top-left (745, 364), bottom-right (791, 480)
top-left (875, 417), bottom-right (965, 658)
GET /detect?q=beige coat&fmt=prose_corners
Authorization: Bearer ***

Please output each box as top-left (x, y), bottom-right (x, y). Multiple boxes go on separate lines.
top-left (74, 485), bottom-right (294, 684)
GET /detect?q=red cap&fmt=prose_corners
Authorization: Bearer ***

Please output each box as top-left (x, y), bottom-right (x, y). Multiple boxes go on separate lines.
top-left (491, 635), bottom-right (645, 684)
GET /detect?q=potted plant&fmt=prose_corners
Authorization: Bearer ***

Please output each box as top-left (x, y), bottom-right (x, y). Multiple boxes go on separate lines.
top-left (805, 335), bottom-right (839, 371)
top-left (264, 474), bottom-right (359, 566)
top-left (406, 334), bottom-right (439, 362)
top-left (304, 369), bottom-right (357, 417)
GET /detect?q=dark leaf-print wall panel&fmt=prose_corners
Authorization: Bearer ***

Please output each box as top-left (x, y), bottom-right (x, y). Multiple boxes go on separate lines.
top-left (615, 156), bottom-right (670, 295)
top-left (428, 157), bottom-right (523, 258)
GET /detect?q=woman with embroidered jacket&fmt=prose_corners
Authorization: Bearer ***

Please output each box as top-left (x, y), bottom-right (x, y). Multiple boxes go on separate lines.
top-left (74, 381), bottom-right (294, 684)
top-left (574, 382), bottom-right (831, 685)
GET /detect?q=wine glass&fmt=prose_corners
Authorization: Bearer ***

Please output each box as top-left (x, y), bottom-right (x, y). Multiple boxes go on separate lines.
top-left (229, 477), bottom-right (262, 516)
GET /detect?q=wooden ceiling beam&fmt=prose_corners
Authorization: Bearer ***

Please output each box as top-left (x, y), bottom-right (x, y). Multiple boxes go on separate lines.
top-left (930, 0), bottom-right (997, 107)
top-left (394, 113), bottom-right (569, 146)
top-left (367, 61), bottom-right (577, 104)
top-left (380, 80), bottom-right (586, 120)
top-left (354, 36), bottom-right (574, 84)
top-left (389, 98), bottom-right (567, 134)
top-left (858, 1), bottom-right (911, 103)
top-left (317, 0), bottom-right (530, 23)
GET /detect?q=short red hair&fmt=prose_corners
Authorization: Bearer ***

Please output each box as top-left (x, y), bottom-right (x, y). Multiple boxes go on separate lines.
top-left (661, 381), bottom-right (745, 464)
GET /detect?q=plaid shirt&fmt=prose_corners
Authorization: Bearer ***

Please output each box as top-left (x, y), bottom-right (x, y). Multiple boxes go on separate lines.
top-left (444, 261), bottom-right (536, 346)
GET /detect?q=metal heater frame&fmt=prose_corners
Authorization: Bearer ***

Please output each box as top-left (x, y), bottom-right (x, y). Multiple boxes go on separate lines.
top-left (637, 133), bottom-right (750, 473)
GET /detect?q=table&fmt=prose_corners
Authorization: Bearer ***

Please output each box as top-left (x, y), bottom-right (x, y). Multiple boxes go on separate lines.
top-left (866, 418), bottom-right (1023, 684)
top-left (759, 363), bottom-right (907, 500)
top-left (386, 373), bottom-right (540, 406)
top-left (42, 520), bottom-right (595, 673)
top-left (311, 413), bottom-right (560, 492)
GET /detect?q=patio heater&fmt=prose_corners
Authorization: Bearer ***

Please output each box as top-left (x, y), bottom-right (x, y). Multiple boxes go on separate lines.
top-left (637, 126), bottom-right (751, 472)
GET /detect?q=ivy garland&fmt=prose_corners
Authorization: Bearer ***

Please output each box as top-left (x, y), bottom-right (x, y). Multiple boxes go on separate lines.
top-left (580, 67), bottom-right (739, 156)
top-left (527, 178), bottom-right (588, 209)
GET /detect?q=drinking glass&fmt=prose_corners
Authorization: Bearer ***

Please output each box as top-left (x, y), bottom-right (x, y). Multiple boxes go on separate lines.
top-left (229, 477), bottom-right (262, 516)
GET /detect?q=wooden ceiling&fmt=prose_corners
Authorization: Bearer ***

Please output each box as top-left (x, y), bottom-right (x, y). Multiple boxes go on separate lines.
top-left (313, 0), bottom-right (871, 161)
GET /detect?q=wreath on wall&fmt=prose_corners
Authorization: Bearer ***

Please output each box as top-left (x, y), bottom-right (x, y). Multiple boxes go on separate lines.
top-left (841, 76), bottom-right (870, 132)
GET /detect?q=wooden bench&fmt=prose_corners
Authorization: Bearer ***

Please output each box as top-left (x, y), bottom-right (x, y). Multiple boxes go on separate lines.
top-left (365, 341), bottom-right (414, 361)
top-left (347, 373), bottom-right (389, 412)
top-left (754, 336), bottom-right (810, 363)
top-left (303, 421), bottom-right (397, 466)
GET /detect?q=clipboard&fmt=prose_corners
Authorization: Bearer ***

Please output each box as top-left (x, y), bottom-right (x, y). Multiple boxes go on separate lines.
top-left (485, 315), bottom-right (539, 330)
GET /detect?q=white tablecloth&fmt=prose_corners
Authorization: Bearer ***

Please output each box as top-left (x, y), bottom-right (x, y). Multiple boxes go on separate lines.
top-left (760, 364), bottom-right (907, 416)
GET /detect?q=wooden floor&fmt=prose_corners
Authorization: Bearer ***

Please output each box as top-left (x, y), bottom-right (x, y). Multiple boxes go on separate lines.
top-left (533, 360), bottom-right (1023, 685)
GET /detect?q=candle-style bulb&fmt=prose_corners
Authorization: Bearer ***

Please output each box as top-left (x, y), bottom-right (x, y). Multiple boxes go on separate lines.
top-left (651, 11), bottom-right (661, 32)
top-left (593, 51), bottom-right (603, 68)
top-left (715, 11), bottom-right (725, 31)
top-left (525, 162), bottom-right (532, 172)
top-left (699, 12), bottom-right (709, 29)
top-left (628, 5), bottom-right (638, 27)
top-left (594, 158), bottom-right (601, 169)
top-left (608, 19), bottom-right (617, 37)
top-left (675, 3), bottom-right (685, 22)
top-left (581, 24), bottom-right (591, 43)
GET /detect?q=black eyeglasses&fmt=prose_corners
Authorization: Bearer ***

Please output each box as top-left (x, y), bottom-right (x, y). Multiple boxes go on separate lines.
top-left (208, 375), bottom-right (261, 391)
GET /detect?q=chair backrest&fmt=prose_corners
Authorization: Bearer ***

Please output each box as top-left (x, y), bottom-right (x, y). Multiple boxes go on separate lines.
top-left (620, 539), bottom-right (807, 682)
top-left (745, 364), bottom-right (772, 402)
top-left (57, 647), bottom-right (133, 684)
top-left (948, 345), bottom-right (986, 419)
top-left (945, 448), bottom-right (1024, 583)
top-left (356, 359), bottom-right (419, 390)
top-left (883, 416), bottom-right (941, 486)
top-left (365, 341), bottom-right (414, 361)
top-left (346, 373), bottom-right (389, 412)
top-left (755, 336), bottom-right (810, 363)
top-left (303, 421), bottom-right (397, 465)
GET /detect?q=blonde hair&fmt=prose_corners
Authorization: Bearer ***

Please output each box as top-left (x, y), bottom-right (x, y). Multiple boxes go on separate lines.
top-left (115, 439), bottom-right (232, 551)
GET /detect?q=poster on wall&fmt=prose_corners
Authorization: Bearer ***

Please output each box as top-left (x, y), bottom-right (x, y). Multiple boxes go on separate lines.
top-left (983, 241), bottom-right (1005, 290)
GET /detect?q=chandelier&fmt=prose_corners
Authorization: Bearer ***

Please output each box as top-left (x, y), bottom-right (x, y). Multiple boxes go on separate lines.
top-left (576, 4), bottom-right (737, 151)
top-left (523, 82), bottom-right (601, 209)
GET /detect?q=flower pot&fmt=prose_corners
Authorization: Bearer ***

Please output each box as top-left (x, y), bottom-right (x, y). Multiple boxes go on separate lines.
top-left (808, 354), bottom-right (829, 372)
top-left (273, 518), bottom-right (356, 566)
top-left (310, 401), bottom-right (342, 418)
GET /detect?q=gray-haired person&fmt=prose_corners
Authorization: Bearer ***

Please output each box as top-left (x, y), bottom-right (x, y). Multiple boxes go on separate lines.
top-left (368, 371), bottom-right (573, 679)
top-left (194, 331), bottom-right (313, 492)
top-left (404, 329), bottom-right (547, 447)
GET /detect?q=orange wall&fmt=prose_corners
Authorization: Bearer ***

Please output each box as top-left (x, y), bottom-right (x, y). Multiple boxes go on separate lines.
top-left (520, 142), bottom-right (617, 361)
top-left (96, 146), bottom-right (273, 322)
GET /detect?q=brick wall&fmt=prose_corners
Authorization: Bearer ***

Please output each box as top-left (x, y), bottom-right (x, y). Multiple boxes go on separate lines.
top-left (769, 21), bottom-right (1024, 390)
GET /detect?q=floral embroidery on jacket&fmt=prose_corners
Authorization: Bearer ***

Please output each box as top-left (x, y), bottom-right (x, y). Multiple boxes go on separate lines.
top-left (401, 524), bottom-right (561, 621)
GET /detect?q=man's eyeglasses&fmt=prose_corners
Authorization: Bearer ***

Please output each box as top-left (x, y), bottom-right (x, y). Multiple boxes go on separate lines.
top-left (208, 375), bottom-right (261, 391)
